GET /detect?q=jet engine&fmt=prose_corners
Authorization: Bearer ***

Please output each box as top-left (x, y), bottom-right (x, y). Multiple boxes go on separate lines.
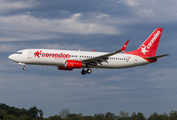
top-left (65, 60), bottom-right (85, 68)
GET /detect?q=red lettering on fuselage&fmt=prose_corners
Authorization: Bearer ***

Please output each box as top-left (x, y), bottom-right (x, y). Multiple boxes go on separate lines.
top-left (34, 51), bottom-right (70, 59)
top-left (34, 51), bottom-right (42, 58)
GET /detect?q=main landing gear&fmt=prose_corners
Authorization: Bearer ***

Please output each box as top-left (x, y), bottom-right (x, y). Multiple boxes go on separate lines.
top-left (81, 68), bottom-right (92, 75)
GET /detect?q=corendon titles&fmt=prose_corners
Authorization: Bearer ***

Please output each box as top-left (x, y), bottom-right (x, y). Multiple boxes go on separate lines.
top-left (34, 51), bottom-right (70, 59)
top-left (147, 30), bottom-right (161, 49)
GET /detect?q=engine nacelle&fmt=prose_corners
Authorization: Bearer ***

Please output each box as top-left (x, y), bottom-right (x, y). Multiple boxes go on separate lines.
top-left (65, 60), bottom-right (84, 68)
top-left (57, 66), bottom-right (73, 71)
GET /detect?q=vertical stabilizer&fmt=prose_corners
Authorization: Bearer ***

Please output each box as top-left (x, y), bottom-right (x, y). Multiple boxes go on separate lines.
top-left (127, 28), bottom-right (163, 57)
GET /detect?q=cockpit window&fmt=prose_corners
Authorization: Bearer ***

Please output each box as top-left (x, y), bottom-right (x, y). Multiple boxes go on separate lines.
top-left (15, 52), bottom-right (22, 54)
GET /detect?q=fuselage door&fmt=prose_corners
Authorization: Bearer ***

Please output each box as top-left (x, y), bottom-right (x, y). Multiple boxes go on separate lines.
top-left (134, 56), bottom-right (138, 65)
top-left (28, 50), bottom-right (32, 59)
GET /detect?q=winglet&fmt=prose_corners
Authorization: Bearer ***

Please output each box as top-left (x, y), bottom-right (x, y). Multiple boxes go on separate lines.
top-left (121, 39), bottom-right (129, 52)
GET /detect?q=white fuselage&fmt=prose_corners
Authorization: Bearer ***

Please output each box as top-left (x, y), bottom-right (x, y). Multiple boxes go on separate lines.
top-left (9, 49), bottom-right (149, 69)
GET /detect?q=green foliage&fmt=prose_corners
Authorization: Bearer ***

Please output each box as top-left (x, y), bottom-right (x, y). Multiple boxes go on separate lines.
top-left (136, 113), bottom-right (146, 120)
top-left (147, 112), bottom-right (168, 120)
top-left (169, 111), bottom-right (177, 120)
top-left (0, 103), bottom-right (43, 119)
top-left (47, 115), bottom-right (62, 120)
top-left (1, 103), bottom-right (177, 120)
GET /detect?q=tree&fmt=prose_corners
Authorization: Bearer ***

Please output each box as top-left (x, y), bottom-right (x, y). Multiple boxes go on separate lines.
top-left (59, 108), bottom-right (71, 119)
top-left (3, 114), bottom-right (19, 120)
top-left (130, 112), bottom-right (136, 120)
top-left (47, 115), bottom-right (62, 120)
top-left (94, 113), bottom-right (105, 120)
top-left (0, 103), bottom-right (9, 110)
top-left (119, 111), bottom-right (129, 118)
top-left (105, 112), bottom-right (116, 120)
top-left (136, 113), bottom-right (146, 120)
top-left (19, 114), bottom-right (32, 120)
top-left (0, 110), bottom-right (7, 119)
top-left (169, 110), bottom-right (177, 120)
top-left (28, 106), bottom-right (39, 118)
top-left (39, 109), bottom-right (44, 119)
top-left (148, 112), bottom-right (169, 120)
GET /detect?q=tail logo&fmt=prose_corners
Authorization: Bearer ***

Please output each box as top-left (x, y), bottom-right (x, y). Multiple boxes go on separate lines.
top-left (140, 30), bottom-right (161, 55)
top-left (147, 30), bottom-right (161, 49)
top-left (141, 45), bottom-right (149, 55)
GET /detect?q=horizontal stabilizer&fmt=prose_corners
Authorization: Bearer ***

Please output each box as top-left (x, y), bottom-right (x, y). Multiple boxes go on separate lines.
top-left (146, 54), bottom-right (170, 59)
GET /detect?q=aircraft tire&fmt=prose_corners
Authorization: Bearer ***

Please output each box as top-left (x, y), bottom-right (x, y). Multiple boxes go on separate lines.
top-left (87, 69), bottom-right (92, 74)
top-left (81, 70), bottom-right (87, 75)
top-left (23, 67), bottom-right (26, 71)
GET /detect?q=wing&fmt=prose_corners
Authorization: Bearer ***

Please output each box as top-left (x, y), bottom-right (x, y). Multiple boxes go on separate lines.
top-left (82, 40), bottom-right (129, 67)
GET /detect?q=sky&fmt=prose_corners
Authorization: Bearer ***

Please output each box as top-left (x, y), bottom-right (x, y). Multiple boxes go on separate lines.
top-left (0, 0), bottom-right (177, 118)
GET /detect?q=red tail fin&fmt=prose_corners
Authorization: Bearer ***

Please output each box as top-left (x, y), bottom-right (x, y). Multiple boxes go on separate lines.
top-left (127, 28), bottom-right (163, 57)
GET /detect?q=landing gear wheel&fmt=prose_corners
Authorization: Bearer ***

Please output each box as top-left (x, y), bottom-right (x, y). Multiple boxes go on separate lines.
top-left (81, 70), bottom-right (87, 75)
top-left (23, 67), bottom-right (26, 71)
top-left (87, 69), bottom-right (92, 74)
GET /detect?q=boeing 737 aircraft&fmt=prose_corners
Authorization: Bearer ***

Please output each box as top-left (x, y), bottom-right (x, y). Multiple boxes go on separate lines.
top-left (9, 28), bottom-right (169, 75)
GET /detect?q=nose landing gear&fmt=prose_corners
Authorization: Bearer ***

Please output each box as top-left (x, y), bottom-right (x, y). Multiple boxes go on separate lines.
top-left (17, 63), bottom-right (26, 71)
top-left (23, 66), bottom-right (26, 71)
top-left (81, 68), bottom-right (92, 75)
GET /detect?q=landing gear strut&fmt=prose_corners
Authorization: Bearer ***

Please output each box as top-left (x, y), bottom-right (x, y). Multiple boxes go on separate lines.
top-left (81, 68), bottom-right (92, 75)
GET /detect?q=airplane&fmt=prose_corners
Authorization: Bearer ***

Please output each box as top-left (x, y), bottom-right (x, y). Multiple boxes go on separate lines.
top-left (8, 28), bottom-right (169, 75)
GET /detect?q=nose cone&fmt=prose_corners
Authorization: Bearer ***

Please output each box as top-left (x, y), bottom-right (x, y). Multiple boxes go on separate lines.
top-left (8, 54), bottom-right (16, 61)
top-left (8, 54), bottom-right (12, 60)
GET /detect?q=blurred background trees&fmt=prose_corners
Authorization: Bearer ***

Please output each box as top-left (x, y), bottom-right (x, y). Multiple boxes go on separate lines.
top-left (0, 103), bottom-right (177, 120)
